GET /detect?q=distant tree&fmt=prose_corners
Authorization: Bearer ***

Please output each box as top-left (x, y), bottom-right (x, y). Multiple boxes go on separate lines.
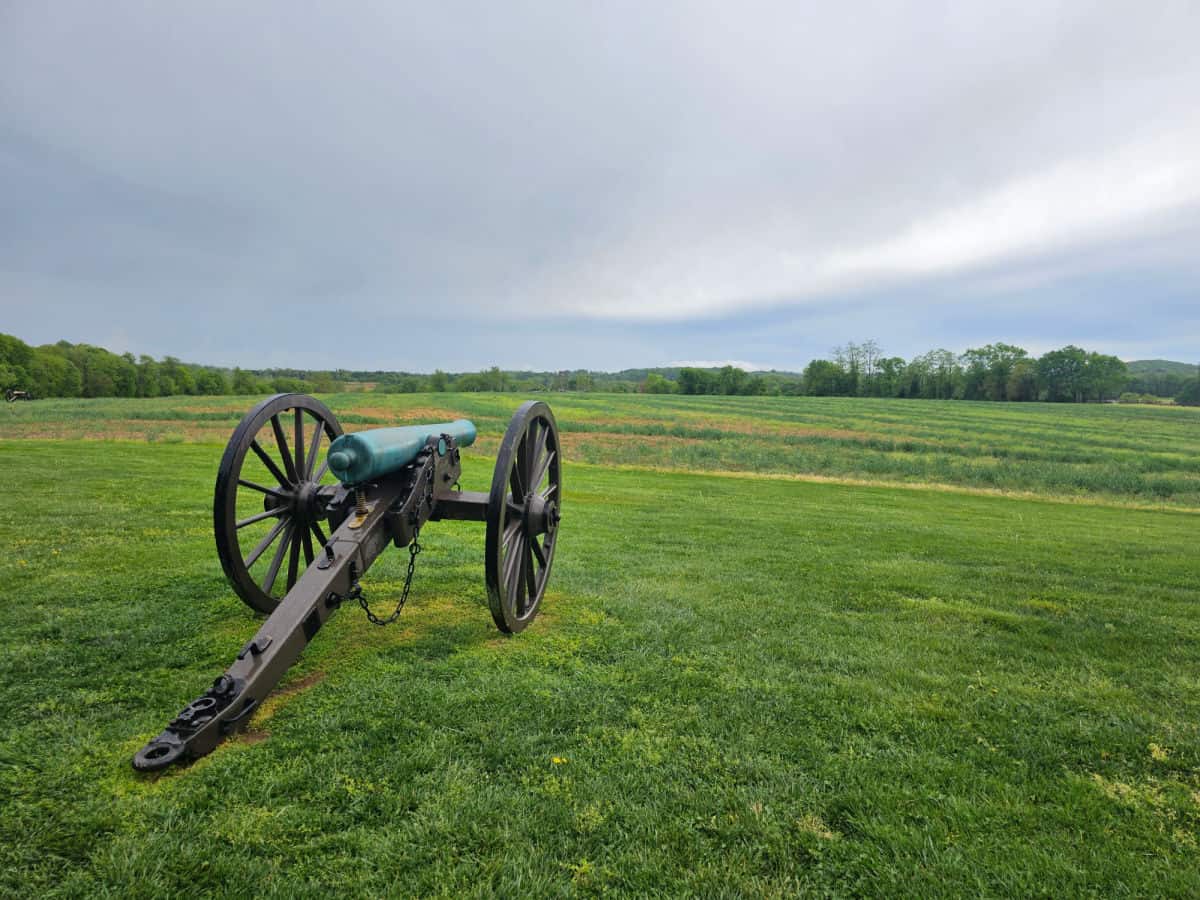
top-left (1006, 358), bottom-right (1038, 402)
top-left (677, 368), bottom-right (715, 395)
top-left (802, 359), bottom-right (843, 396)
top-left (0, 360), bottom-right (24, 392)
top-left (1126, 371), bottom-right (1187, 397)
top-left (0, 333), bottom-right (33, 391)
top-left (134, 355), bottom-right (161, 397)
top-left (28, 348), bottom-right (81, 397)
top-left (377, 375), bottom-right (425, 393)
top-left (455, 372), bottom-right (486, 392)
top-left (1176, 377), bottom-right (1200, 407)
top-left (1036, 346), bottom-right (1089, 402)
top-left (310, 371), bottom-right (340, 393)
top-left (744, 375), bottom-right (767, 395)
top-left (640, 373), bottom-right (676, 394)
top-left (962, 343), bottom-right (1028, 401)
top-left (67, 345), bottom-right (135, 397)
top-left (231, 368), bottom-right (260, 395)
top-left (875, 357), bottom-right (906, 397)
top-left (429, 369), bottom-right (449, 392)
top-left (566, 371), bottom-right (593, 391)
top-left (194, 368), bottom-right (229, 395)
top-left (717, 366), bottom-right (748, 395)
top-left (159, 357), bottom-right (195, 396)
top-left (832, 344), bottom-right (861, 395)
top-left (1082, 352), bottom-right (1127, 402)
top-left (916, 349), bottom-right (962, 399)
top-left (270, 376), bottom-right (312, 393)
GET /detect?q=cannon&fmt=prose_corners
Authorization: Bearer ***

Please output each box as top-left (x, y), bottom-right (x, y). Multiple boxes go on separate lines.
top-left (133, 394), bottom-right (561, 771)
top-left (4, 389), bottom-right (32, 402)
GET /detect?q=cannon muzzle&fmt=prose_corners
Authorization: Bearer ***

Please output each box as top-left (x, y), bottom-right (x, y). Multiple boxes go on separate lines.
top-left (327, 420), bottom-right (477, 484)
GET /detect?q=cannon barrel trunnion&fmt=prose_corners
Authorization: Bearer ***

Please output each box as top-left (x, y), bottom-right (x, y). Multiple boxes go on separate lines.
top-left (133, 395), bottom-right (561, 771)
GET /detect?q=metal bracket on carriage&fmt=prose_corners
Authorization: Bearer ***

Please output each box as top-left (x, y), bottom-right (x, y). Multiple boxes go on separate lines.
top-left (133, 674), bottom-right (247, 771)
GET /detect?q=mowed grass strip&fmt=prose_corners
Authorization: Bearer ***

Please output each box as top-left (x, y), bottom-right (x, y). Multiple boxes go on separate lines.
top-left (0, 440), bottom-right (1196, 896)
top-left (4, 393), bottom-right (1199, 505)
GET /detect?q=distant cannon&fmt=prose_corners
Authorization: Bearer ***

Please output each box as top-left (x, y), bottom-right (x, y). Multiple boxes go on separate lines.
top-left (4, 389), bottom-right (32, 402)
top-left (133, 394), bottom-right (561, 771)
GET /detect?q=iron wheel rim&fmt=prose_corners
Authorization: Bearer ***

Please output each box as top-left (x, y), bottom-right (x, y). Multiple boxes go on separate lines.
top-left (213, 393), bottom-right (343, 614)
top-left (485, 400), bottom-right (561, 633)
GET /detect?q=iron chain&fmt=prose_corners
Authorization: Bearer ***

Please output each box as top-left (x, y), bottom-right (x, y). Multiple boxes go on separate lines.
top-left (358, 528), bottom-right (421, 626)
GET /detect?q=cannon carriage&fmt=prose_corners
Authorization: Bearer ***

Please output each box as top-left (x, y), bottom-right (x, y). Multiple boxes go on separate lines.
top-left (134, 394), bottom-right (561, 771)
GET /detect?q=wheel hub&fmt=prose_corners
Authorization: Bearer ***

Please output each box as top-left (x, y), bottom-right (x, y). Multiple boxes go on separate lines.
top-left (261, 480), bottom-right (325, 524)
top-left (293, 481), bottom-right (323, 521)
top-left (524, 494), bottom-right (558, 535)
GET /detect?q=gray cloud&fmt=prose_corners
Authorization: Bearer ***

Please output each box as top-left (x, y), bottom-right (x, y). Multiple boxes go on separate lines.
top-left (1, 1), bottom-right (1198, 369)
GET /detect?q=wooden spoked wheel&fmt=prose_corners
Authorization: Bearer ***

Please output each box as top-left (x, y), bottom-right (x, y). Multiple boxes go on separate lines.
top-left (213, 394), bottom-right (343, 614)
top-left (485, 401), bottom-right (562, 633)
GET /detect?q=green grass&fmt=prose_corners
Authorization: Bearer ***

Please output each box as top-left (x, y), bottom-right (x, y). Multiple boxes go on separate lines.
top-left (6, 393), bottom-right (1200, 505)
top-left (0, 419), bottom-right (1197, 895)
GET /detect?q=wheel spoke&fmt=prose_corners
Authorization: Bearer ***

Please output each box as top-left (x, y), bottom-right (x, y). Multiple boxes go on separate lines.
top-left (305, 421), bottom-right (325, 480)
top-left (251, 439), bottom-right (290, 487)
top-left (263, 521), bottom-right (294, 593)
top-left (523, 547), bottom-right (536, 611)
top-left (310, 521), bottom-right (327, 546)
top-left (286, 527), bottom-right (301, 590)
top-left (526, 422), bottom-right (542, 478)
top-left (504, 534), bottom-right (525, 603)
top-left (245, 517), bottom-right (288, 568)
top-left (236, 507), bottom-right (283, 529)
top-left (302, 528), bottom-right (315, 566)
top-left (294, 409), bottom-right (305, 483)
top-left (513, 543), bottom-right (528, 615)
top-left (314, 459), bottom-right (330, 483)
top-left (502, 518), bottom-right (521, 550)
top-left (503, 534), bottom-right (523, 587)
top-left (540, 482), bottom-right (557, 499)
top-left (271, 415), bottom-right (299, 484)
top-left (238, 478), bottom-right (284, 498)
top-left (530, 534), bottom-right (547, 567)
top-left (535, 419), bottom-right (548, 459)
top-left (509, 451), bottom-right (525, 499)
top-left (530, 449), bottom-right (555, 493)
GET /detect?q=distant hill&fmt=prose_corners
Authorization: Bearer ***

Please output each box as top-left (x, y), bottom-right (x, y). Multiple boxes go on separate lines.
top-left (1127, 359), bottom-right (1198, 377)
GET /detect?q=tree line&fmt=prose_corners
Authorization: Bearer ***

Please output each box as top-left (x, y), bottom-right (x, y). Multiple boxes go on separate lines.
top-left (0, 335), bottom-right (341, 399)
top-left (0, 335), bottom-right (621, 398)
top-left (2, 332), bottom-right (1196, 405)
top-left (800, 342), bottom-right (1131, 403)
top-left (649, 342), bottom-right (1197, 405)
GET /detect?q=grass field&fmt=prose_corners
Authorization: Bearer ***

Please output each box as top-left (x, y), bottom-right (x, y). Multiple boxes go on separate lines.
top-left (1, 395), bottom-right (1198, 896)
top-left (5, 392), bottom-right (1200, 507)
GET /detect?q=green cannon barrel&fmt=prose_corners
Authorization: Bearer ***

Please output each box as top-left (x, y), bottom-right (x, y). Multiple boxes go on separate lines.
top-left (326, 420), bottom-right (476, 484)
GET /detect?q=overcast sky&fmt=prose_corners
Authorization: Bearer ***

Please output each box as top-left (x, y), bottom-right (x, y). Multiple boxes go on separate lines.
top-left (1, 2), bottom-right (1197, 371)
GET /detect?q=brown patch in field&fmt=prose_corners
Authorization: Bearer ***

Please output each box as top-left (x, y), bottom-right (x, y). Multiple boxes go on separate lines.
top-left (561, 431), bottom-right (706, 453)
top-left (591, 460), bottom-right (1200, 513)
top-left (778, 426), bottom-right (873, 441)
top-left (684, 417), bottom-right (934, 445)
top-left (249, 670), bottom-right (327, 725)
top-left (276, 670), bottom-right (326, 699)
top-left (344, 405), bottom-right (463, 422)
top-left (569, 413), bottom-right (924, 446)
top-left (237, 729), bottom-right (271, 745)
top-left (166, 405), bottom-right (240, 414)
top-left (465, 436), bottom-right (500, 455)
top-left (1, 424), bottom-right (231, 442)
